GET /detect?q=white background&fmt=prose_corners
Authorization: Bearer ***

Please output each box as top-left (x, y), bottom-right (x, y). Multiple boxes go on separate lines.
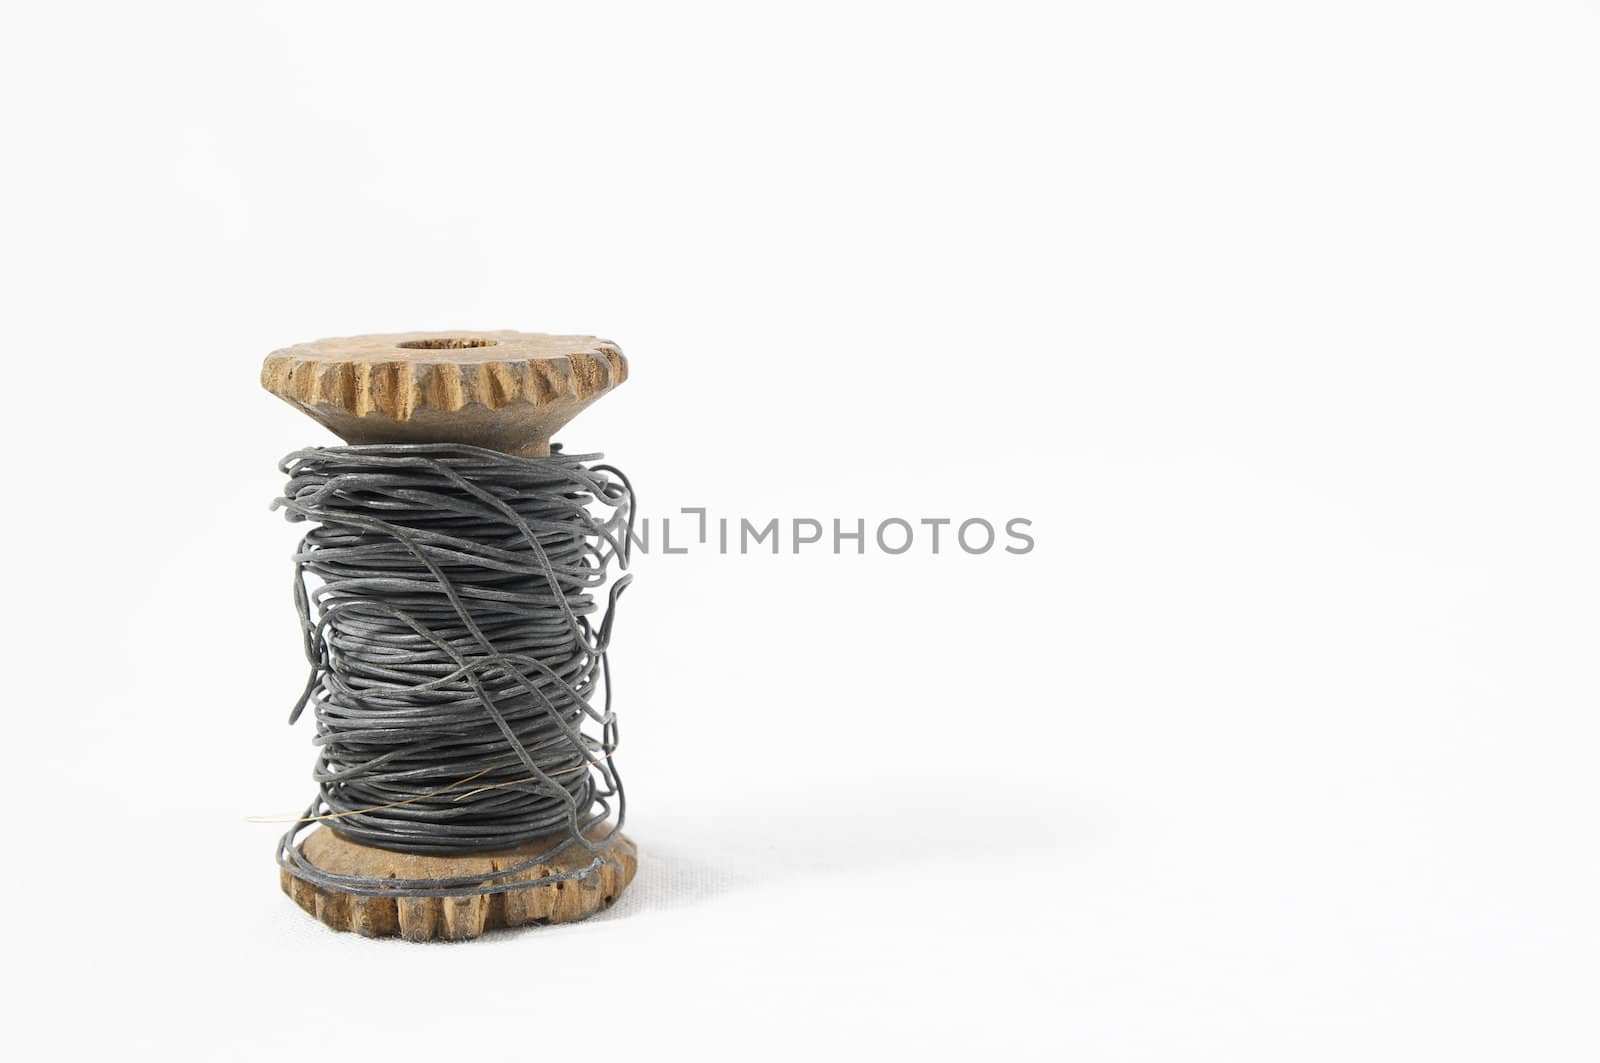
top-left (3, 1), bottom-right (1597, 1059)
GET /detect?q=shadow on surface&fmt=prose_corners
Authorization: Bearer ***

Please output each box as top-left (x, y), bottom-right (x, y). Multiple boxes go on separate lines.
top-left (597, 779), bottom-right (1077, 921)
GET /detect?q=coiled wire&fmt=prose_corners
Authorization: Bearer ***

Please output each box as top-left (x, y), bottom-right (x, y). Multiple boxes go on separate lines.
top-left (272, 443), bottom-right (632, 897)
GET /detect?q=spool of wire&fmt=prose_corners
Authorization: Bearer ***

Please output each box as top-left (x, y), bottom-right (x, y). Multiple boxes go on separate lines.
top-left (260, 331), bottom-right (640, 940)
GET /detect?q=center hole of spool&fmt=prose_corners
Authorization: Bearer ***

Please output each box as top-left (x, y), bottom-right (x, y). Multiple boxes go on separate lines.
top-left (395, 337), bottom-right (500, 350)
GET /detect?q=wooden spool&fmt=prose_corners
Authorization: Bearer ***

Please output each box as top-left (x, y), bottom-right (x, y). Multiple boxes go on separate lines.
top-left (261, 330), bottom-right (637, 941)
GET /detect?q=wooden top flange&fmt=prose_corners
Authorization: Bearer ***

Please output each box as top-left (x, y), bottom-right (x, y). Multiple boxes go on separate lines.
top-left (261, 330), bottom-right (627, 456)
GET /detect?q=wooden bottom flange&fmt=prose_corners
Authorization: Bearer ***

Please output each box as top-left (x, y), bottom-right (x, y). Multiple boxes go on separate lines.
top-left (280, 826), bottom-right (637, 941)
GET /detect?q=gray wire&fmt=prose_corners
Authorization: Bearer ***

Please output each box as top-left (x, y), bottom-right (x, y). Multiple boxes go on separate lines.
top-left (271, 443), bottom-right (632, 898)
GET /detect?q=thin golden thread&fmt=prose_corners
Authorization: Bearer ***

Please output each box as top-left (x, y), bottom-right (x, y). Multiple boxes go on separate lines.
top-left (247, 766), bottom-right (497, 825)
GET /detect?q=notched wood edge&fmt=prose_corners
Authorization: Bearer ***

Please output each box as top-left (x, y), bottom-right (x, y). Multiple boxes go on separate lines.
top-left (280, 833), bottom-right (638, 942)
top-left (261, 340), bottom-right (627, 423)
